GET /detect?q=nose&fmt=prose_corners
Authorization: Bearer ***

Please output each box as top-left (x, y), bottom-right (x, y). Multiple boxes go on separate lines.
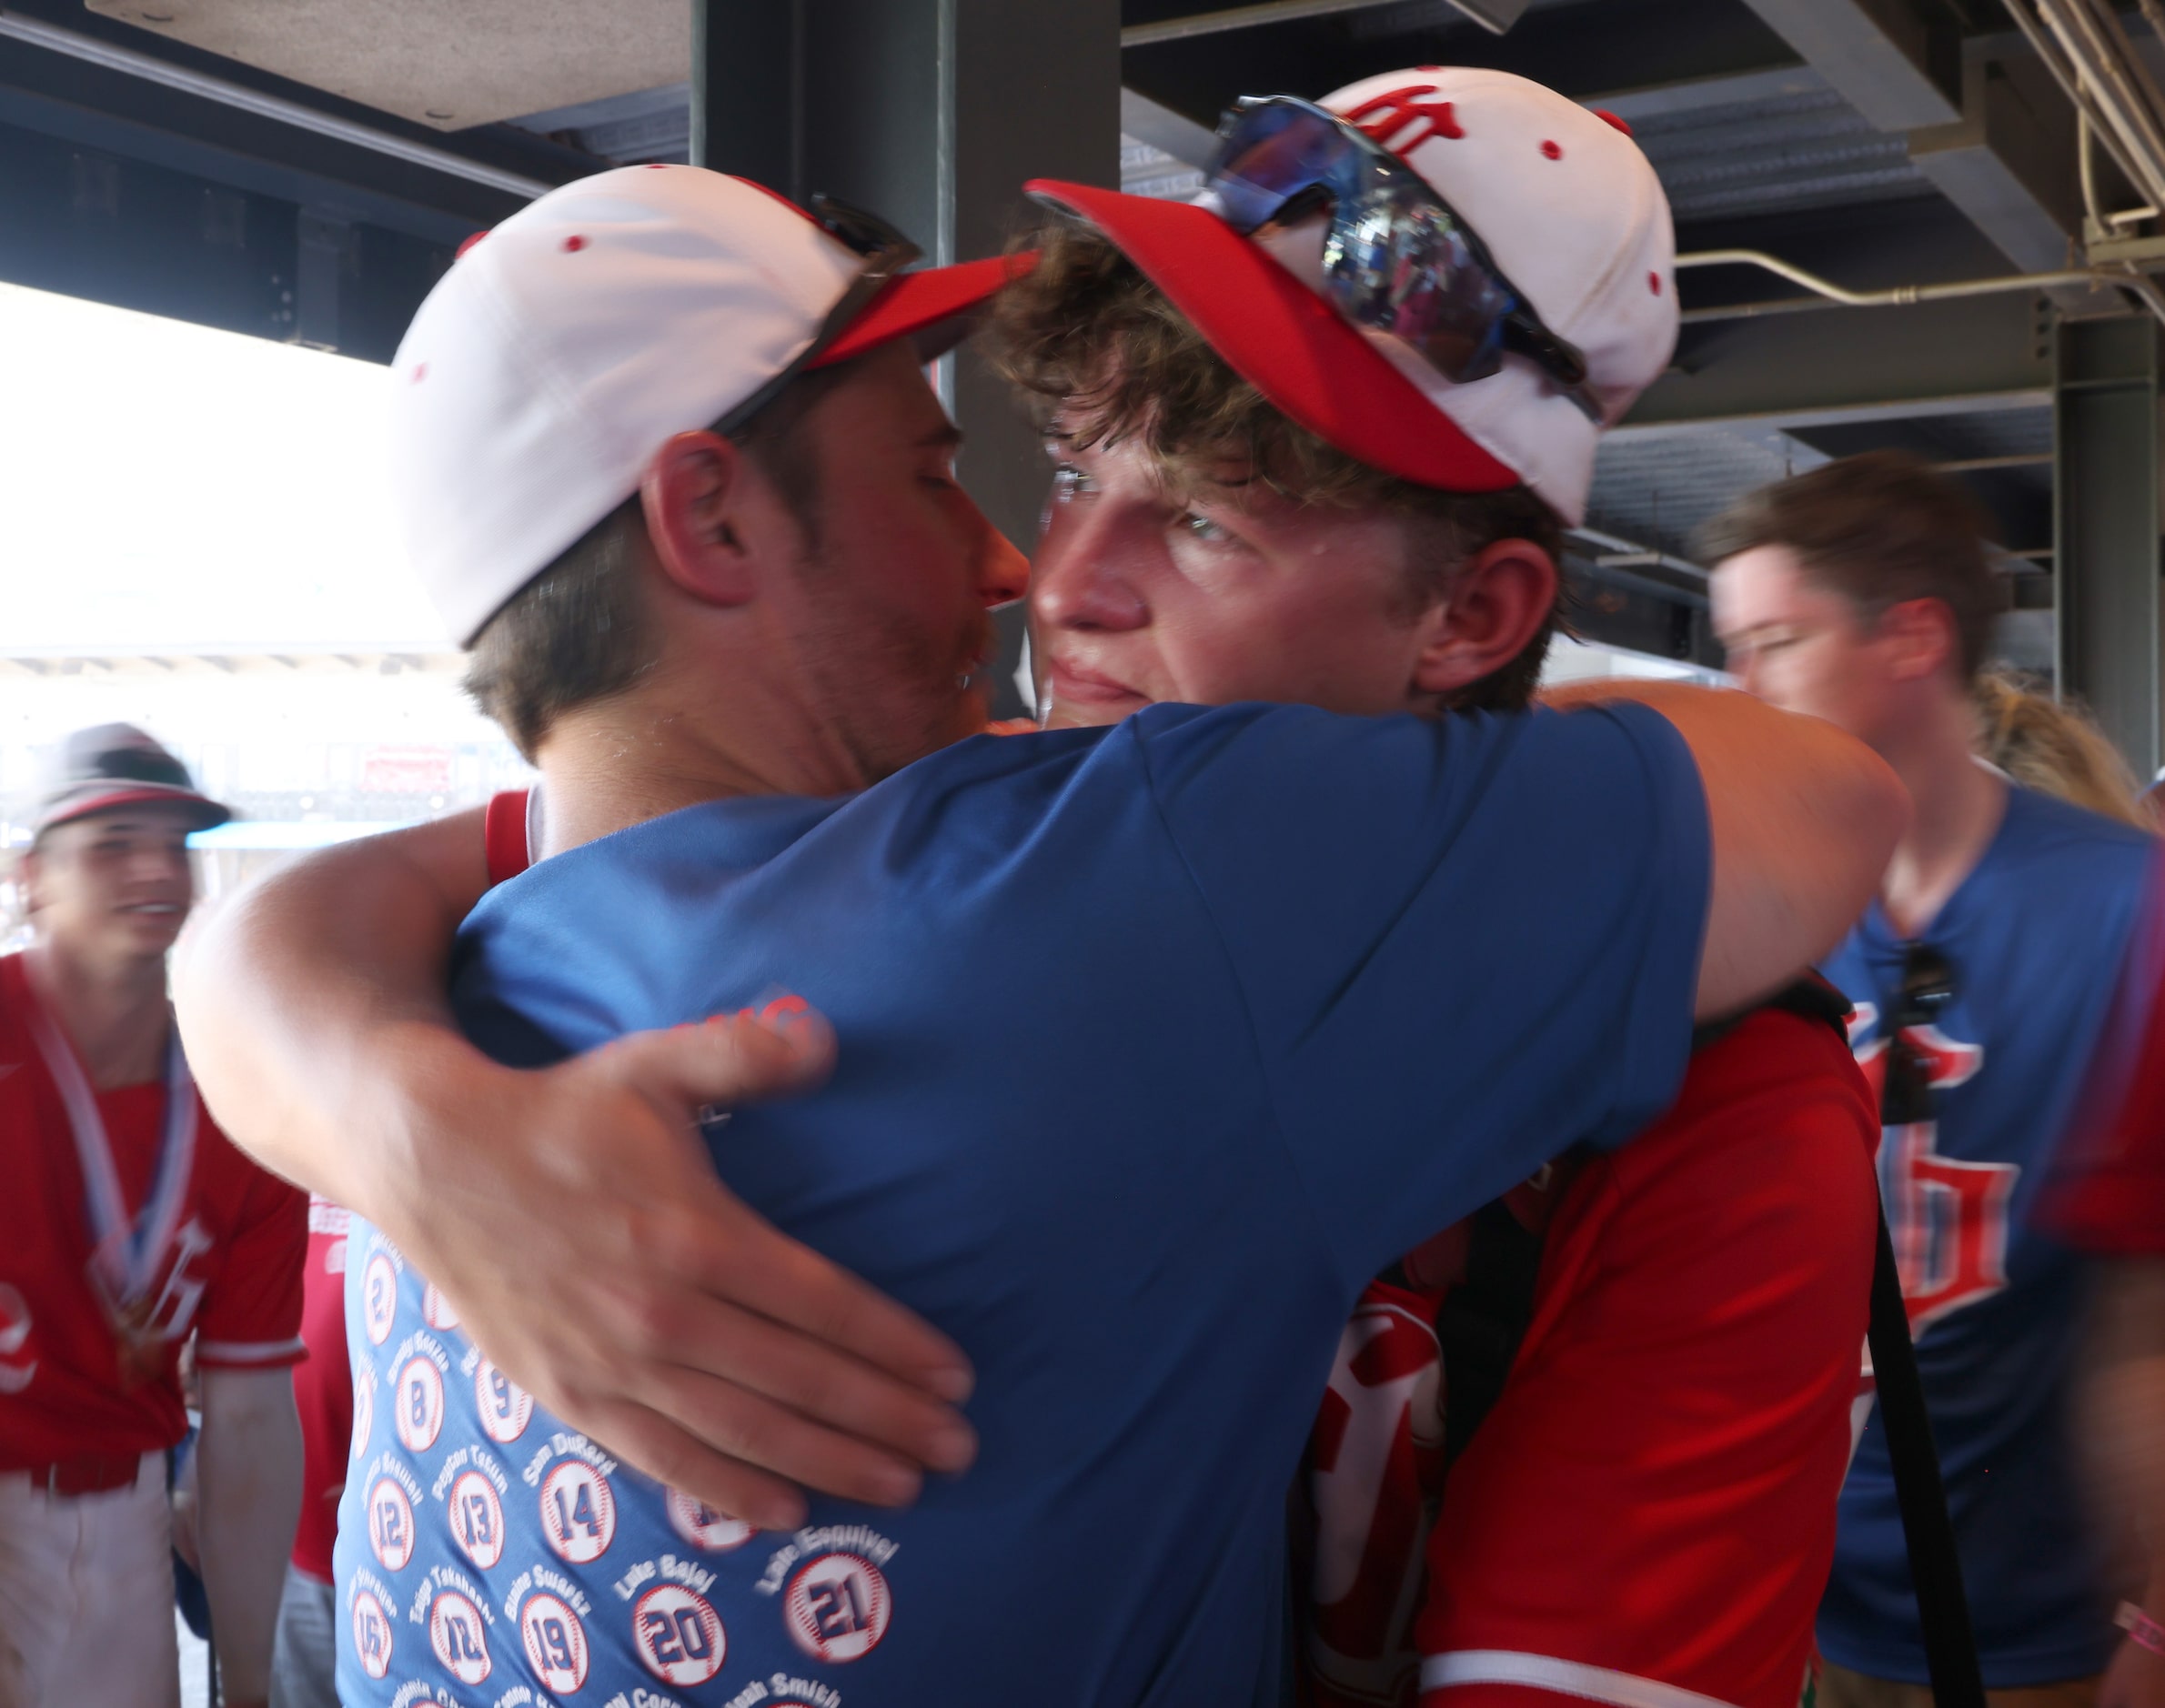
top-left (1031, 501), bottom-right (1148, 634)
top-left (975, 522), bottom-right (1030, 608)
top-left (124, 834), bottom-right (194, 889)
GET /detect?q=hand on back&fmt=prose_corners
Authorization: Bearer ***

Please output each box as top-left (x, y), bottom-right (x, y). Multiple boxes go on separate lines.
top-left (384, 1008), bottom-right (978, 1529)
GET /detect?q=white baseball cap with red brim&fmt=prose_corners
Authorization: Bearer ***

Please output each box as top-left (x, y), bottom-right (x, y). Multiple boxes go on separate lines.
top-left (391, 166), bottom-right (1028, 648)
top-left (34, 724), bottom-right (230, 839)
top-left (1026, 66), bottom-right (1677, 525)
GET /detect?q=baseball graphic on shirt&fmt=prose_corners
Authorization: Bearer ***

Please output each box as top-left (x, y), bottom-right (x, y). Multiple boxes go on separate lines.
top-left (519, 1592), bottom-right (590, 1693)
top-left (422, 1281), bottom-right (461, 1331)
top-left (665, 1487), bottom-right (755, 1552)
top-left (632, 1584), bottom-right (727, 1686)
top-left (350, 1588), bottom-right (393, 1680)
top-left (429, 1589), bottom-right (491, 1686)
top-left (447, 1469), bottom-right (506, 1571)
top-left (539, 1460), bottom-right (616, 1563)
top-left (784, 1552), bottom-right (891, 1663)
top-left (362, 1251), bottom-right (398, 1345)
top-left (474, 1357), bottom-right (533, 1444)
top-left (350, 1356), bottom-right (374, 1460)
top-left (394, 1355), bottom-right (446, 1452)
top-left (366, 1476), bottom-right (416, 1572)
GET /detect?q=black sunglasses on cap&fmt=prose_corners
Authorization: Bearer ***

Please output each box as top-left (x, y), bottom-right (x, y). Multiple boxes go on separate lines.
top-left (1203, 95), bottom-right (1602, 424)
top-left (711, 194), bottom-right (922, 437)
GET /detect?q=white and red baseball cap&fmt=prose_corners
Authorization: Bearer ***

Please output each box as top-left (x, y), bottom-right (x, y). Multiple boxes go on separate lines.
top-left (391, 166), bottom-right (1025, 648)
top-left (1026, 67), bottom-right (1677, 526)
top-left (34, 724), bottom-right (230, 839)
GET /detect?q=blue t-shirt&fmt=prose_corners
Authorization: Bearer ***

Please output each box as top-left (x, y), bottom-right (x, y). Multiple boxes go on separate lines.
top-left (334, 700), bottom-right (1709, 1708)
top-left (1818, 784), bottom-right (2154, 1686)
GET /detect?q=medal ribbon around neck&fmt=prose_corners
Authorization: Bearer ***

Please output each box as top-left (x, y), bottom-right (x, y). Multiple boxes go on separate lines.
top-left (26, 996), bottom-right (197, 1311)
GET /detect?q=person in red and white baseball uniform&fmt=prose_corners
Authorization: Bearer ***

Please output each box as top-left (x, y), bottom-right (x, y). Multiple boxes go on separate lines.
top-left (0, 724), bottom-right (307, 1708)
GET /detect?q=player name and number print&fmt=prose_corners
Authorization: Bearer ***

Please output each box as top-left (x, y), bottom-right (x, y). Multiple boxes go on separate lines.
top-left (521, 1590), bottom-right (590, 1693)
top-left (430, 1588), bottom-right (492, 1686)
top-left (349, 1236), bottom-right (896, 1699)
top-left (448, 1469), bottom-right (505, 1570)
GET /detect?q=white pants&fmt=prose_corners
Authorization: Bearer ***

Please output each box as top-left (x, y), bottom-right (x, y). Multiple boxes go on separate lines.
top-left (0, 1453), bottom-right (179, 1708)
top-left (268, 1564), bottom-right (337, 1708)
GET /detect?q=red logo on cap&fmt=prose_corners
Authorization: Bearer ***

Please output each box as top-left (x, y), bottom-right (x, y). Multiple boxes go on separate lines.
top-left (1338, 85), bottom-right (1464, 156)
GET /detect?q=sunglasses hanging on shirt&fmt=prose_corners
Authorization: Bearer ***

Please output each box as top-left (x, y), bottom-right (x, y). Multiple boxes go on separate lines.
top-left (1881, 942), bottom-right (1959, 1125)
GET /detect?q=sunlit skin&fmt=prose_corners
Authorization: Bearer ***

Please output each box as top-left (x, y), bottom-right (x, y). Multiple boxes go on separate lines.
top-left (24, 805), bottom-right (198, 968)
top-left (1710, 543), bottom-right (1933, 752)
top-left (1712, 538), bottom-right (2000, 935)
top-left (1029, 425), bottom-right (1554, 728)
top-left (635, 340), bottom-right (1032, 800)
top-left (743, 343), bottom-right (1032, 778)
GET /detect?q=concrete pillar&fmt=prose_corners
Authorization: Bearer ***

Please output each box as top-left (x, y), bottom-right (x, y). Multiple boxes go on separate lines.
top-left (2053, 314), bottom-right (2163, 778)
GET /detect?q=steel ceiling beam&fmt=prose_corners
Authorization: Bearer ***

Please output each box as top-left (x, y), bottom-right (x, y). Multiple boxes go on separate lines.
top-left (1620, 286), bottom-right (2053, 436)
top-left (1737, 0), bottom-right (2096, 305)
top-left (1123, 0), bottom-right (1400, 48)
top-left (1119, 0), bottom-right (1525, 49)
top-left (1731, 0), bottom-right (1959, 129)
top-left (1908, 48), bottom-right (2097, 297)
top-left (1121, 85), bottom-right (1217, 167)
top-left (1586, 63), bottom-right (1825, 126)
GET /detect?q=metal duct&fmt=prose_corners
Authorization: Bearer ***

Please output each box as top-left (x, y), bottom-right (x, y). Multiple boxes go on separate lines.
top-left (1672, 246), bottom-right (2165, 328)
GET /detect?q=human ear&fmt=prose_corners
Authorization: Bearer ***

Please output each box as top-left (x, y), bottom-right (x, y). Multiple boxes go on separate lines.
top-left (639, 430), bottom-right (770, 610)
top-left (15, 849), bottom-right (46, 915)
top-left (1409, 538), bottom-right (1558, 698)
top-left (1876, 597), bottom-right (1961, 685)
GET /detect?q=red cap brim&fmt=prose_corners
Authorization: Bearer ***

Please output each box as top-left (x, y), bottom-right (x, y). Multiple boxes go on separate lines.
top-left (1022, 180), bottom-right (1518, 494)
top-left (815, 251), bottom-right (1037, 369)
top-left (36, 785), bottom-right (231, 837)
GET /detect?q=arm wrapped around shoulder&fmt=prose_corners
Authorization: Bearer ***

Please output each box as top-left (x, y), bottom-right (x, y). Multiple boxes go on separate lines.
top-left (1543, 680), bottom-right (1907, 1019)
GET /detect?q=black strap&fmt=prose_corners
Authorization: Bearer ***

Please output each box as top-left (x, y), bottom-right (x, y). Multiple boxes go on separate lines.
top-left (1435, 1198), bottom-right (1544, 1469)
top-left (1866, 1210), bottom-right (1985, 1708)
top-left (1870, 966), bottom-right (1988, 1708)
top-left (1690, 970), bottom-right (1853, 1051)
top-left (1441, 978), bottom-right (1853, 1461)
top-left (1435, 976), bottom-right (1985, 1707)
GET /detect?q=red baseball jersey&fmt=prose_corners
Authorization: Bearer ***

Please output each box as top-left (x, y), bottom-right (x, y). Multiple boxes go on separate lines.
top-left (0, 951), bottom-right (308, 1468)
top-left (1302, 1005), bottom-right (1879, 1708)
top-left (290, 1196), bottom-right (355, 1581)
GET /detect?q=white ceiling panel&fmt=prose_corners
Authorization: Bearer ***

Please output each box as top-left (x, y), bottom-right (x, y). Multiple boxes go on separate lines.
top-left (85, 0), bottom-right (688, 131)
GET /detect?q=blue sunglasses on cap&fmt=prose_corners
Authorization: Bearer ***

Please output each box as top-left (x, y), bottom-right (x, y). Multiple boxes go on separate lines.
top-left (1203, 95), bottom-right (1603, 424)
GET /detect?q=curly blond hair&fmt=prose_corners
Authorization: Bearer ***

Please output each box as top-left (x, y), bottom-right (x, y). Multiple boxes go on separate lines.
top-left (987, 218), bottom-right (1566, 711)
top-left (1975, 669), bottom-right (2152, 829)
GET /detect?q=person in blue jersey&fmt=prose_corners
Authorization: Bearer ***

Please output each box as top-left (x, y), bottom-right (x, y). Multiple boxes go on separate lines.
top-left (1708, 450), bottom-right (2160, 1708)
top-left (175, 104), bottom-right (1903, 1708)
